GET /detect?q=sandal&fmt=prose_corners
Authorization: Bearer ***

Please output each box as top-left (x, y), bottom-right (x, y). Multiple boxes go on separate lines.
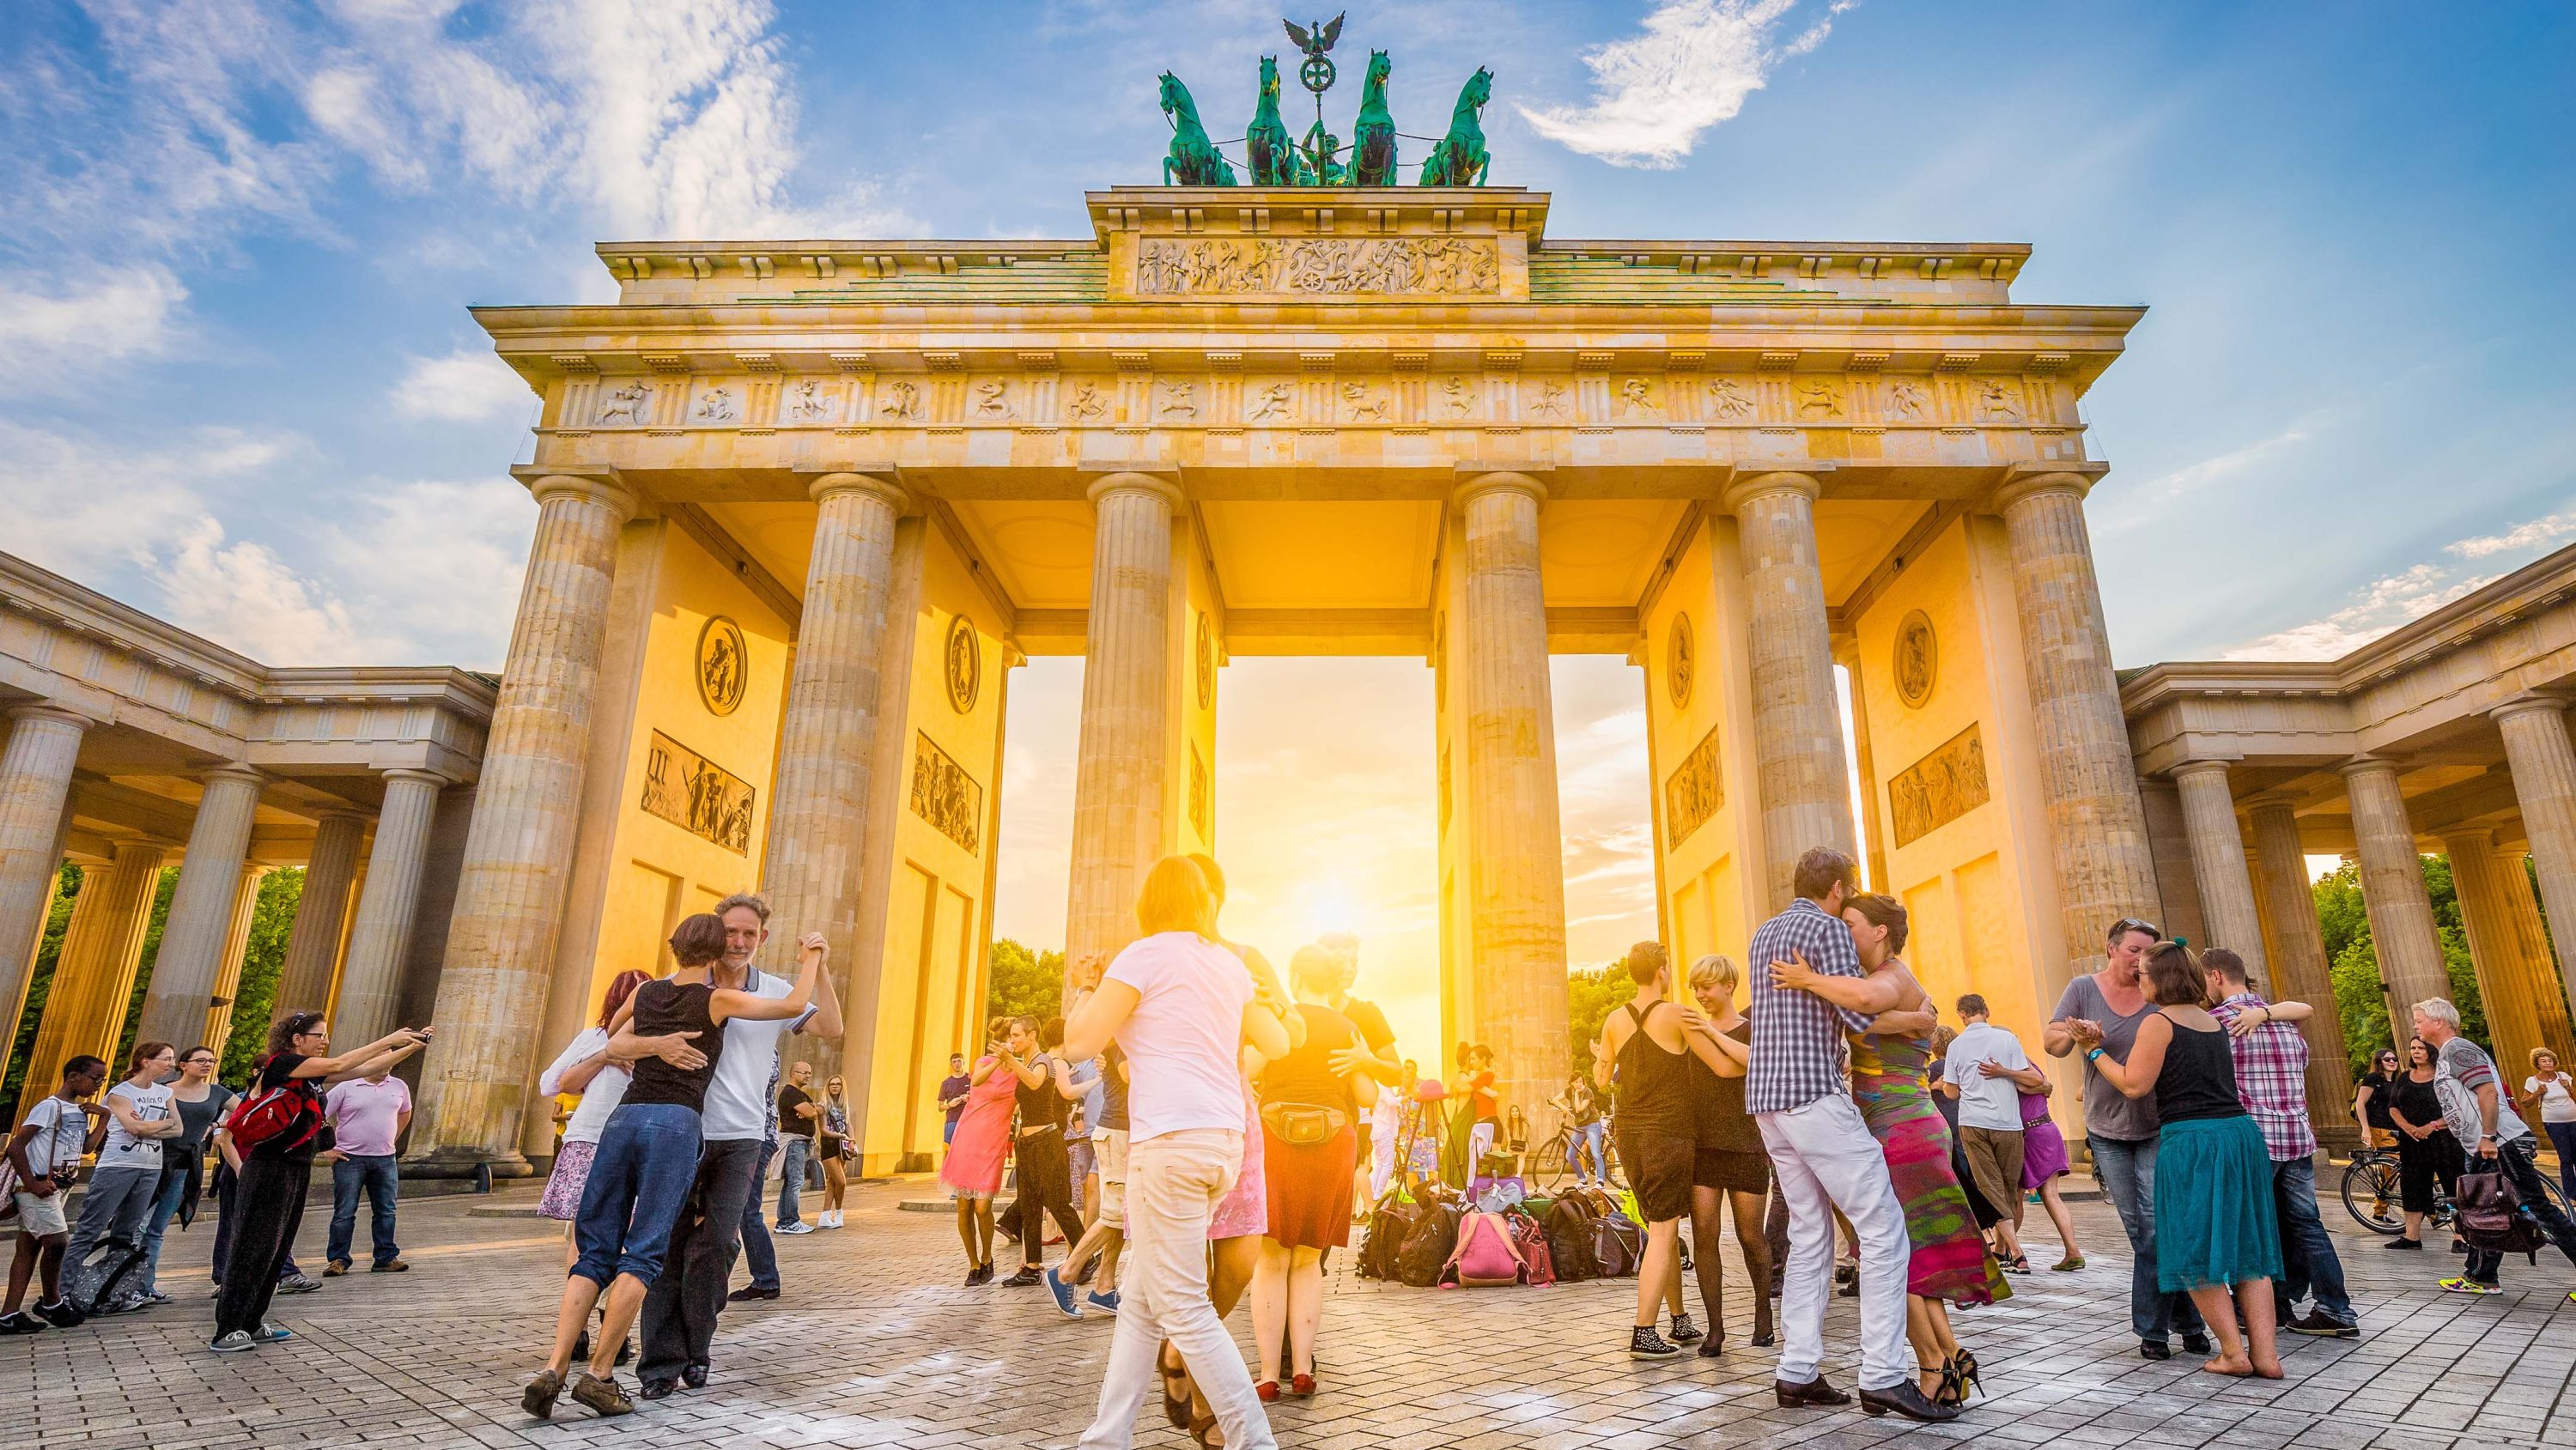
top-left (1189, 1408), bottom-right (1224, 1450)
top-left (1158, 1341), bottom-right (1194, 1430)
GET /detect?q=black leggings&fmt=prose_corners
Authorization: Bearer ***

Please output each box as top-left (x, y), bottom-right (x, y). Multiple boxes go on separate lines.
top-left (1014, 1131), bottom-right (1084, 1266)
top-left (2398, 1131), bottom-right (2464, 1215)
top-left (214, 1156), bottom-right (312, 1337)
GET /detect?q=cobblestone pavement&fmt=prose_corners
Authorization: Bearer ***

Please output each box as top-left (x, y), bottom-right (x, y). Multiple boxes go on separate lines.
top-left (6, 1174), bottom-right (2575, 1450)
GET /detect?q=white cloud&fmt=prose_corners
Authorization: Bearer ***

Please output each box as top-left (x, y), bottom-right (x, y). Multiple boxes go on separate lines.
top-left (2222, 561), bottom-right (2494, 661)
top-left (0, 421), bottom-right (299, 579)
top-left (316, 477), bottom-right (536, 667)
top-left (1516, 0), bottom-right (1854, 169)
top-left (2449, 505), bottom-right (2576, 561)
top-left (0, 269), bottom-right (189, 391)
top-left (156, 519), bottom-right (371, 665)
top-left (389, 347), bottom-right (533, 423)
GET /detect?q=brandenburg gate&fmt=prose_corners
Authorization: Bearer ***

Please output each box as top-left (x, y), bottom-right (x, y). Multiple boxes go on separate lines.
top-left (409, 184), bottom-right (2160, 1174)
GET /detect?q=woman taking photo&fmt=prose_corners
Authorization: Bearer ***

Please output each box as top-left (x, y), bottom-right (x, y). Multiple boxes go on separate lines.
top-left (940, 1016), bottom-right (1019, 1284)
top-left (1065, 854), bottom-right (1293, 1450)
top-left (1248, 945), bottom-right (1363, 1400)
top-left (1683, 955), bottom-right (1773, 1353)
top-left (2070, 940), bottom-right (2283, 1380)
top-left (817, 1075), bottom-right (853, 1229)
top-left (519, 916), bottom-right (825, 1419)
top-left (212, 1016), bottom-right (429, 1352)
top-left (2386, 1036), bottom-right (2465, 1250)
top-left (139, 1045), bottom-right (233, 1304)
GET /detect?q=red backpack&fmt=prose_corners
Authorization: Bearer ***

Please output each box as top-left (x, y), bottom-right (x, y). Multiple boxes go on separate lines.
top-left (222, 1060), bottom-right (324, 1156)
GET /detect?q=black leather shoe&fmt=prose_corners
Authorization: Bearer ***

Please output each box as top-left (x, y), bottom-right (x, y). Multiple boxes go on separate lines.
top-left (2181, 1332), bottom-right (2215, 1355)
top-left (681, 1363), bottom-right (708, 1389)
top-left (1859, 1380), bottom-right (1960, 1422)
top-left (635, 1379), bottom-right (680, 1401)
top-left (2139, 1339), bottom-right (2172, 1361)
top-left (726, 1284), bottom-right (780, 1302)
top-left (1775, 1375), bottom-right (1851, 1408)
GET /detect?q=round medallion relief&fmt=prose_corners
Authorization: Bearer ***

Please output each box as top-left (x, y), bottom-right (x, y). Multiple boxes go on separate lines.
top-left (1893, 610), bottom-right (1938, 709)
top-left (1194, 611), bottom-right (1215, 710)
top-left (1667, 614), bottom-right (1695, 708)
top-left (944, 615), bottom-right (981, 714)
top-left (696, 616), bottom-right (747, 716)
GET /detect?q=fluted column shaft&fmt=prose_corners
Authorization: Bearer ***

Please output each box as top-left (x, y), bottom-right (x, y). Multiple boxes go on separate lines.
top-left (2342, 758), bottom-right (2447, 1021)
top-left (1065, 475), bottom-right (1182, 964)
top-left (2442, 828), bottom-right (2559, 1087)
top-left (1454, 473), bottom-right (1571, 1122)
top-left (1722, 471), bottom-right (1855, 908)
top-left (2494, 698), bottom-right (2576, 1016)
top-left (0, 707), bottom-right (90, 1071)
top-left (2489, 842), bottom-right (2576, 1065)
top-left (333, 771), bottom-right (447, 1050)
top-left (200, 865), bottom-right (270, 1053)
top-left (1995, 474), bottom-right (2162, 995)
top-left (275, 810), bottom-right (367, 1021)
top-left (2246, 798), bottom-right (2354, 1144)
top-left (413, 473), bottom-right (636, 1172)
top-left (135, 767), bottom-right (265, 1047)
top-left (2172, 761), bottom-right (2267, 976)
top-left (759, 473), bottom-right (910, 1081)
top-left (27, 840), bottom-right (166, 1082)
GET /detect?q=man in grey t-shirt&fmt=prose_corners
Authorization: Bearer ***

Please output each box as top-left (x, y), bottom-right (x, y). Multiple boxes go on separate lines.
top-left (2045, 917), bottom-right (2208, 1358)
top-left (2413, 998), bottom-right (2576, 1295)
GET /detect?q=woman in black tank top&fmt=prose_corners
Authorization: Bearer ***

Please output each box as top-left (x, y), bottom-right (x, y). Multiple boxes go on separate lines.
top-left (2074, 942), bottom-right (2285, 1380)
top-left (521, 919), bottom-right (829, 1421)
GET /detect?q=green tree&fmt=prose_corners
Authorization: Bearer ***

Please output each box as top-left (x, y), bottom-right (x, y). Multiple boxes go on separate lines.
top-left (221, 869), bottom-right (305, 1082)
top-left (2315, 858), bottom-right (2488, 1078)
top-left (985, 937), bottom-right (1064, 1028)
top-left (111, 866), bottom-right (183, 1070)
top-left (2, 862), bottom-right (83, 1109)
top-left (1567, 962), bottom-right (1628, 1081)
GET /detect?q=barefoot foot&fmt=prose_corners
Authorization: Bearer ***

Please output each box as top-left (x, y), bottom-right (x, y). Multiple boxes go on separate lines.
top-left (2199, 1354), bottom-right (2253, 1378)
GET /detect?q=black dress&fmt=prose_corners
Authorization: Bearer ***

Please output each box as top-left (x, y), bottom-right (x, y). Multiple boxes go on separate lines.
top-left (2389, 1070), bottom-right (2464, 1215)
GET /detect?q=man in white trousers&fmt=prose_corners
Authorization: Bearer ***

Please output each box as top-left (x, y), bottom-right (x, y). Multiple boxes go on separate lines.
top-left (1744, 848), bottom-right (1958, 1423)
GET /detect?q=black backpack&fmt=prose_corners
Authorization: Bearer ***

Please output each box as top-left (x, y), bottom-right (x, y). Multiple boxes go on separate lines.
top-left (1395, 1200), bottom-right (1464, 1288)
top-left (1359, 1195), bottom-right (1424, 1282)
top-left (1540, 1195), bottom-right (1601, 1283)
top-left (1593, 1211), bottom-right (1643, 1277)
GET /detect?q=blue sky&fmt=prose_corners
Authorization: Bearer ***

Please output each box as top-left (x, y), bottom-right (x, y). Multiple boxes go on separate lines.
top-left (7, 1), bottom-right (2573, 1019)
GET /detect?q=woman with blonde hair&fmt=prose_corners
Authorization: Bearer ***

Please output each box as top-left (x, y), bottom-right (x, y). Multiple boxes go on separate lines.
top-left (1682, 954), bottom-right (1774, 1352)
top-left (1066, 855), bottom-right (1295, 1450)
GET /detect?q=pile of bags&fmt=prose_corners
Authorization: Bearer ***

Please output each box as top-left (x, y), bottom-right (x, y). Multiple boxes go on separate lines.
top-left (1358, 1183), bottom-right (1644, 1289)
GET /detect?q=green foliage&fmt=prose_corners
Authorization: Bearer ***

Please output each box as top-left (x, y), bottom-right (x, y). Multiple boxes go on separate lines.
top-left (1567, 962), bottom-right (1629, 1082)
top-left (2315, 858), bottom-right (2489, 1077)
top-left (985, 937), bottom-right (1064, 1030)
top-left (2, 862), bottom-right (84, 1108)
top-left (111, 867), bottom-right (182, 1070)
top-left (221, 869), bottom-right (304, 1083)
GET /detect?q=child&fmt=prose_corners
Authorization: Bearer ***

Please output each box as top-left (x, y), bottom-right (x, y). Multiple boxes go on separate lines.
top-left (1, 1055), bottom-right (112, 1333)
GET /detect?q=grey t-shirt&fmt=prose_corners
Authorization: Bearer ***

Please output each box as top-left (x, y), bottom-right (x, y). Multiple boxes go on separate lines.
top-left (2051, 974), bottom-right (2160, 1142)
top-left (2434, 1035), bottom-right (2530, 1149)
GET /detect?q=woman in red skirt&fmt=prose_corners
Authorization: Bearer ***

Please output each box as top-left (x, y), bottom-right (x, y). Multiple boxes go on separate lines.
top-left (1248, 945), bottom-right (1364, 1401)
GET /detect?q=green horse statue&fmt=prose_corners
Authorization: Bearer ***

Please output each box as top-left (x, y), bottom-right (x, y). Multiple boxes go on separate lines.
top-left (1159, 72), bottom-right (1237, 185)
top-left (1345, 50), bottom-right (1396, 185)
top-left (1247, 57), bottom-right (1297, 185)
top-left (1418, 67), bottom-right (1493, 185)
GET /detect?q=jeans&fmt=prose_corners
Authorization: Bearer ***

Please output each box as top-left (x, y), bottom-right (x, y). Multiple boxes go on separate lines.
top-left (739, 1140), bottom-right (781, 1290)
top-left (571, 1103), bottom-right (703, 1286)
top-left (140, 1165), bottom-right (188, 1294)
top-left (2269, 1156), bottom-right (2352, 1325)
top-left (2087, 1133), bottom-right (2205, 1344)
top-left (2544, 1120), bottom-right (2576, 1201)
top-left (213, 1156), bottom-right (312, 1338)
top-left (1079, 1128), bottom-right (1274, 1450)
top-left (1759, 1095), bottom-right (1912, 1392)
top-left (2464, 1136), bottom-right (2576, 1286)
top-left (1568, 1121), bottom-right (1607, 1184)
top-left (775, 1136), bottom-right (811, 1227)
top-left (639, 1137), bottom-right (766, 1384)
top-left (326, 1154), bottom-right (401, 1267)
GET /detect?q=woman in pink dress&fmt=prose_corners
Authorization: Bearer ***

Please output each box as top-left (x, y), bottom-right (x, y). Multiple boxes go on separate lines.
top-left (940, 1016), bottom-right (1018, 1286)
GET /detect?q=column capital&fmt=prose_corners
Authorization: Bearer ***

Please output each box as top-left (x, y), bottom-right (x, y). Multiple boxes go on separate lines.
top-left (199, 762), bottom-right (266, 789)
top-left (2170, 757), bottom-right (2240, 784)
top-left (803, 467), bottom-right (911, 513)
top-left (1084, 470), bottom-right (1184, 511)
top-left (6, 703), bottom-right (96, 732)
top-left (380, 767), bottom-right (453, 789)
top-left (2437, 824), bottom-right (2497, 850)
top-left (1989, 462), bottom-right (2108, 514)
top-left (513, 466), bottom-right (639, 523)
top-left (2337, 754), bottom-right (2405, 782)
top-left (1451, 467), bottom-right (1550, 510)
top-left (1718, 466), bottom-right (1826, 515)
top-left (2490, 694), bottom-right (2570, 726)
top-left (2245, 792), bottom-right (2305, 816)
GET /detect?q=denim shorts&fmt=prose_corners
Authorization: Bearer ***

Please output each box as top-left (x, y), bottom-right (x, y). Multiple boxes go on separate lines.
top-left (570, 1102), bottom-right (703, 1287)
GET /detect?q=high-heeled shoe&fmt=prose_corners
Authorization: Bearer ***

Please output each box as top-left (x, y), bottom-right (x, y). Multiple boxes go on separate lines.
top-left (1953, 1348), bottom-right (1982, 1401)
top-left (1933, 1358), bottom-right (1965, 1408)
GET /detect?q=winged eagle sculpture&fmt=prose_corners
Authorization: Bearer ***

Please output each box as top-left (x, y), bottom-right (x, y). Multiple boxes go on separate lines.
top-left (1285, 13), bottom-right (1344, 56)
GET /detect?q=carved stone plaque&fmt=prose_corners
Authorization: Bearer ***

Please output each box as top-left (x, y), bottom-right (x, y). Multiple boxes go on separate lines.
top-left (1194, 611), bottom-right (1215, 709)
top-left (1889, 724), bottom-right (1989, 848)
top-left (696, 616), bottom-right (747, 717)
top-left (908, 732), bottom-right (983, 854)
top-left (641, 730), bottom-right (755, 855)
top-left (1893, 610), bottom-right (1937, 709)
top-left (1664, 723), bottom-right (1724, 851)
top-left (1188, 743), bottom-right (1210, 840)
top-left (944, 614), bottom-right (981, 714)
top-left (1667, 614), bottom-right (1695, 708)
top-left (1135, 236), bottom-right (1500, 297)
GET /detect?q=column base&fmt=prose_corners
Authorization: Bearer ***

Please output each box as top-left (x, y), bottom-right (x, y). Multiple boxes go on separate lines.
top-left (400, 1145), bottom-right (536, 1180)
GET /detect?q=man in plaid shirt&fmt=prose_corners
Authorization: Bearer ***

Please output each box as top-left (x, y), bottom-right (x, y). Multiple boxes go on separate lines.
top-left (2201, 948), bottom-right (2356, 1338)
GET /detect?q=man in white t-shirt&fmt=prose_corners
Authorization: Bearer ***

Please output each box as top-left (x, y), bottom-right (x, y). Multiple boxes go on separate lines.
top-left (632, 892), bottom-right (841, 1398)
top-left (3, 1054), bottom-right (109, 1333)
top-left (1940, 995), bottom-right (2036, 1269)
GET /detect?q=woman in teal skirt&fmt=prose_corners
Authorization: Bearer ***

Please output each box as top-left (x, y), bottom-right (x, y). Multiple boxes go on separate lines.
top-left (2073, 941), bottom-right (2284, 1380)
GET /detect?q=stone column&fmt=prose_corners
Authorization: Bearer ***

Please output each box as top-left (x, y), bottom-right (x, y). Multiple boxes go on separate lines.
top-left (412, 472), bottom-right (637, 1174)
top-left (2493, 697), bottom-right (2576, 1016)
top-left (2443, 828), bottom-right (2557, 1085)
top-left (2341, 758), bottom-right (2448, 1021)
top-left (25, 840), bottom-right (166, 1083)
top-left (1453, 471), bottom-right (1572, 1122)
top-left (0, 707), bottom-right (89, 1066)
top-left (2489, 840), bottom-right (2576, 1066)
top-left (2245, 797), bottom-right (2354, 1147)
top-left (1721, 470), bottom-right (1855, 907)
top-left (2171, 761), bottom-right (2268, 977)
top-left (759, 471), bottom-right (910, 1081)
top-left (1992, 470), bottom-right (2163, 998)
top-left (274, 809), bottom-right (366, 1020)
top-left (200, 864), bottom-right (270, 1053)
top-left (1064, 473), bottom-right (1183, 964)
top-left (134, 766), bottom-right (265, 1048)
top-left (333, 770), bottom-right (447, 1050)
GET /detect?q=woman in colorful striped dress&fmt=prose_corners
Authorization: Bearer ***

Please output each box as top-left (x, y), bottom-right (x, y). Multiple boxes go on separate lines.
top-left (1774, 893), bottom-right (2005, 1409)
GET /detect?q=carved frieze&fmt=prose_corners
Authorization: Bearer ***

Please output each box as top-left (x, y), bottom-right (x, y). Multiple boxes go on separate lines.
top-left (1134, 236), bottom-right (1500, 297)
top-left (908, 731), bottom-right (983, 854)
top-left (641, 730), bottom-right (755, 855)
top-left (1888, 723), bottom-right (1989, 848)
top-left (1664, 721), bottom-right (1724, 851)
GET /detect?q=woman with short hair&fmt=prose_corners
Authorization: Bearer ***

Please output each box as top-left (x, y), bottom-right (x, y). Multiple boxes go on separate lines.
top-left (1682, 955), bottom-right (1774, 1353)
top-left (532, 968), bottom-right (652, 1365)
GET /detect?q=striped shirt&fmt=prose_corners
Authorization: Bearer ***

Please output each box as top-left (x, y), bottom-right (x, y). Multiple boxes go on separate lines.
top-left (1745, 898), bottom-right (1874, 1113)
top-left (2208, 991), bottom-right (2316, 1162)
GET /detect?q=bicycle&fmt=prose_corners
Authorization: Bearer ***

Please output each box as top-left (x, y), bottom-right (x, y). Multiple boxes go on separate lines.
top-left (2342, 1147), bottom-right (2575, 1235)
top-left (1531, 1108), bottom-right (1625, 1195)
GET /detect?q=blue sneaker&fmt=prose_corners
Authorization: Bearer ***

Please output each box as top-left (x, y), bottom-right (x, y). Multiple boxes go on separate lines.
top-left (1085, 1289), bottom-right (1120, 1316)
top-left (1043, 1266), bottom-right (1081, 1320)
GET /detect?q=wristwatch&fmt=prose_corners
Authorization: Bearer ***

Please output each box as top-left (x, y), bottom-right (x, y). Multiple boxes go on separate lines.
top-left (2085, 1047), bottom-right (2106, 1064)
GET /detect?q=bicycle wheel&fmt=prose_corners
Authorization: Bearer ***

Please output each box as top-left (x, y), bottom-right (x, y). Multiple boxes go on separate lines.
top-left (2340, 1154), bottom-right (2403, 1235)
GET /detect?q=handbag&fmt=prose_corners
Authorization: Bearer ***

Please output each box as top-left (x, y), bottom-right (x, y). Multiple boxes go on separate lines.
top-left (1259, 1102), bottom-right (1349, 1146)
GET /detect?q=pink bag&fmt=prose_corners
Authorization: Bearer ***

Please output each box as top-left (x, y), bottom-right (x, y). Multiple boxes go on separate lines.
top-left (1442, 1209), bottom-right (1527, 1287)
